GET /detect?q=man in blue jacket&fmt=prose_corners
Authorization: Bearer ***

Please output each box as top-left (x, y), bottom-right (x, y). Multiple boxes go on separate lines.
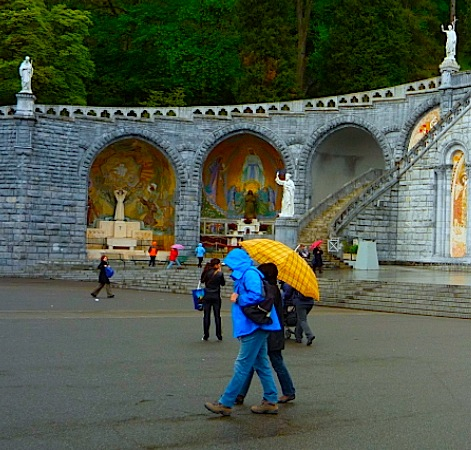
top-left (204, 248), bottom-right (281, 416)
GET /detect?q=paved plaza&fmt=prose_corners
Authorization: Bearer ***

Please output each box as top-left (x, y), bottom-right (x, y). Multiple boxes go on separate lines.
top-left (1, 277), bottom-right (470, 450)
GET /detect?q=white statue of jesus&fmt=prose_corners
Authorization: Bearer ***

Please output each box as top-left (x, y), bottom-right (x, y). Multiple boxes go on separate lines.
top-left (275, 172), bottom-right (295, 217)
top-left (441, 17), bottom-right (457, 61)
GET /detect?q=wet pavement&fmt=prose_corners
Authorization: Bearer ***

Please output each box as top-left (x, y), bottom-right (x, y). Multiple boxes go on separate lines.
top-left (325, 264), bottom-right (471, 286)
top-left (1, 277), bottom-right (470, 450)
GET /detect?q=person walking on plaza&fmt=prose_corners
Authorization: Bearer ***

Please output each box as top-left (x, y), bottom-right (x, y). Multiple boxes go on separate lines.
top-left (194, 243), bottom-right (206, 268)
top-left (235, 263), bottom-right (296, 405)
top-left (204, 248), bottom-right (282, 416)
top-left (166, 247), bottom-right (181, 269)
top-left (90, 255), bottom-right (114, 299)
top-left (148, 241), bottom-right (158, 267)
top-left (311, 244), bottom-right (323, 274)
top-left (200, 258), bottom-right (225, 341)
top-left (283, 283), bottom-right (315, 346)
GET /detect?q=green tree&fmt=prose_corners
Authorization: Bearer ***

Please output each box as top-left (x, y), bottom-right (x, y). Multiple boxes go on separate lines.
top-left (86, 0), bottom-right (239, 106)
top-left (233, 0), bottom-right (299, 103)
top-left (0, 0), bottom-right (94, 105)
top-left (310, 0), bottom-right (447, 97)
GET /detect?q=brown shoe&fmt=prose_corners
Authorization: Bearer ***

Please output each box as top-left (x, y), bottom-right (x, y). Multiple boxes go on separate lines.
top-left (204, 401), bottom-right (232, 416)
top-left (250, 400), bottom-right (278, 414)
top-left (278, 394), bottom-right (295, 403)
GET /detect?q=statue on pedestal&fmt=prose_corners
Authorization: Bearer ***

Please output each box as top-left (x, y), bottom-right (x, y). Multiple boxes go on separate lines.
top-left (19, 56), bottom-right (33, 93)
top-left (441, 17), bottom-right (457, 61)
top-left (275, 171), bottom-right (295, 217)
top-left (114, 189), bottom-right (128, 221)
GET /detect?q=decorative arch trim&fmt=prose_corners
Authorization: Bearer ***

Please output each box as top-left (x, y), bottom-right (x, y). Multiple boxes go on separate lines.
top-left (78, 127), bottom-right (186, 183)
top-left (299, 116), bottom-right (394, 173)
top-left (193, 123), bottom-right (292, 181)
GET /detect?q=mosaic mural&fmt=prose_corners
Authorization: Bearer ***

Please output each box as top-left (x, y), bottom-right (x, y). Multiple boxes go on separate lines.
top-left (88, 139), bottom-right (176, 237)
top-left (201, 134), bottom-right (284, 219)
top-left (451, 150), bottom-right (467, 257)
top-left (408, 108), bottom-right (440, 150)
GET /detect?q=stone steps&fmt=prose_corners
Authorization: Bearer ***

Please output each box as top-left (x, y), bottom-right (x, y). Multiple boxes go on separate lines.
top-left (317, 279), bottom-right (471, 318)
top-left (298, 186), bottom-right (368, 269)
top-left (16, 263), bottom-right (471, 318)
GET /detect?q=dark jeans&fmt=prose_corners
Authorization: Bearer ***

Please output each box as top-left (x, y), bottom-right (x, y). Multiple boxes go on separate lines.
top-left (149, 256), bottom-right (156, 266)
top-left (203, 300), bottom-right (222, 339)
top-left (239, 349), bottom-right (296, 398)
top-left (197, 257), bottom-right (203, 268)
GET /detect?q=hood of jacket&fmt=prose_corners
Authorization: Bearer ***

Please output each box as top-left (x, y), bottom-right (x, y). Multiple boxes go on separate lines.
top-left (223, 248), bottom-right (254, 280)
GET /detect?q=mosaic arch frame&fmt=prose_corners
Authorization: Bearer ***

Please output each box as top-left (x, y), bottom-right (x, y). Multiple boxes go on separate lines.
top-left (88, 138), bottom-right (177, 245)
top-left (450, 149), bottom-right (468, 258)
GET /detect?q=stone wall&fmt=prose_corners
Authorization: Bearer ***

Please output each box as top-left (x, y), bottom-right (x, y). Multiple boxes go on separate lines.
top-left (4, 75), bottom-right (471, 274)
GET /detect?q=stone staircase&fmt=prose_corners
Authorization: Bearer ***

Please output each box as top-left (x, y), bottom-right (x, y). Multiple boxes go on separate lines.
top-left (298, 177), bottom-right (378, 269)
top-left (317, 278), bottom-right (471, 319)
top-left (331, 89), bottom-right (471, 235)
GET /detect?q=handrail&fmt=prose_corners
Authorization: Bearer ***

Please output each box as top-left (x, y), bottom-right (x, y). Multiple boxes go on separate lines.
top-left (330, 90), bottom-right (471, 236)
top-left (297, 169), bottom-right (384, 232)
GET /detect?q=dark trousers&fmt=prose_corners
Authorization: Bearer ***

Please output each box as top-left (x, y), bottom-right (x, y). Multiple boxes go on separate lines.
top-left (91, 282), bottom-right (112, 297)
top-left (197, 257), bottom-right (203, 268)
top-left (149, 256), bottom-right (156, 266)
top-left (203, 300), bottom-right (222, 339)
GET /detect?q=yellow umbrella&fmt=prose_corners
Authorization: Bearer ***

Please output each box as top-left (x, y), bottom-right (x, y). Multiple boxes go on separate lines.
top-left (240, 239), bottom-right (319, 300)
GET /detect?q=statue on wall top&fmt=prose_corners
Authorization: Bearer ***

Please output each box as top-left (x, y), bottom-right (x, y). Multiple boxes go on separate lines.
top-left (114, 189), bottom-right (128, 221)
top-left (275, 171), bottom-right (295, 217)
top-left (19, 56), bottom-right (33, 93)
top-left (441, 17), bottom-right (457, 61)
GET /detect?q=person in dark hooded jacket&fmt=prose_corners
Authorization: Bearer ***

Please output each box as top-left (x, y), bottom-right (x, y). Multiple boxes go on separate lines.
top-left (235, 263), bottom-right (296, 404)
top-left (200, 258), bottom-right (225, 341)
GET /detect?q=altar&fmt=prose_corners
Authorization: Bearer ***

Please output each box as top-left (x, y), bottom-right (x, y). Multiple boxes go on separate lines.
top-left (86, 220), bottom-right (152, 250)
top-left (236, 218), bottom-right (260, 234)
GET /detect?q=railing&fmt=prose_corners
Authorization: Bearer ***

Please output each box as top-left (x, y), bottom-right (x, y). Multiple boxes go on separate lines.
top-left (0, 77), bottom-right (440, 122)
top-left (330, 89), bottom-right (471, 236)
top-left (297, 169), bottom-right (384, 233)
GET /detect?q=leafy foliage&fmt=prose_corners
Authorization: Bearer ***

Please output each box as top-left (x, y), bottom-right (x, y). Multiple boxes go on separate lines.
top-left (0, 0), bottom-right (465, 106)
top-left (0, 0), bottom-right (94, 105)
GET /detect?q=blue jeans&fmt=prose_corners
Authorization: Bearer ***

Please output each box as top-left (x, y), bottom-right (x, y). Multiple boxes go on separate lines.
top-left (295, 304), bottom-right (314, 341)
top-left (219, 329), bottom-right (278, 407)
top-left (239, 350), bottom-right (296, 398)
top-left (166, 259), bottom-right (181, 269)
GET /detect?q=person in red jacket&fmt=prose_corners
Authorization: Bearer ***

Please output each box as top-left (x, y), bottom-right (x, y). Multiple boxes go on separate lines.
top-left (148, 241), bottom-right (158, 267)
top-left (166, 247), bottom-right (181, 269)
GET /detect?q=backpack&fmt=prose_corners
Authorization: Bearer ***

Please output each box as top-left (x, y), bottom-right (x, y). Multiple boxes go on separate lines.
top-left (242, 268), bottom-right (276, 325)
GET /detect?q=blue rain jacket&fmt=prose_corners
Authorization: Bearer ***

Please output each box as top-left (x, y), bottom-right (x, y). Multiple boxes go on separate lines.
top-left (223, 248), bottom-right (281, 338)
top-left (194, 243), bottom-right (206, 257)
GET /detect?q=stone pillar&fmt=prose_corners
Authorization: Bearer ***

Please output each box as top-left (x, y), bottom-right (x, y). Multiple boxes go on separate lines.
top-left (15, 92), bottom-right (36, 119)
top-left (274, 217), bottom-right (298, 249)
top-left (10, 94), bottom-right (36, 265)
top-left (439, 58), bottom-right (460, 115)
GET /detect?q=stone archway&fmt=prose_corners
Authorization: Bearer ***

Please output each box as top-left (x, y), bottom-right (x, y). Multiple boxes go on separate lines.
top-left (87, 138), bottom-right (177, 257)
top-left (310, 126), bottom-right (385, 207)
top-left (199, 133), bottom-right (286, 247)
